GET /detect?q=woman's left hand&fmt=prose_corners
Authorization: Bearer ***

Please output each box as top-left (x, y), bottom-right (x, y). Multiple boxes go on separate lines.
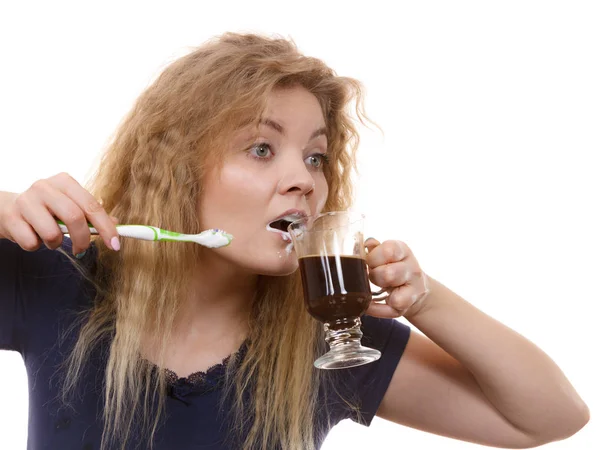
top-left (364, 238), bottom-right (430, 319)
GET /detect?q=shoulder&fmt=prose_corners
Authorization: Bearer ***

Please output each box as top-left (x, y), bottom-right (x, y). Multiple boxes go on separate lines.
top-left (361, 315), bottom-right (411, 353)
top-left (318, 316), bottom-right (412, 427)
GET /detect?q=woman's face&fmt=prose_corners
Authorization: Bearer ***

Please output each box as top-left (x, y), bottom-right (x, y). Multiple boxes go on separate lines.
top-left (198, 86), bottom-right (330, 276)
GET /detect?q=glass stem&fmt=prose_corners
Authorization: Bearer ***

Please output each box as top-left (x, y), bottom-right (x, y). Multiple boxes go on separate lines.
top-left (324, 317), bottom-right (363, 349)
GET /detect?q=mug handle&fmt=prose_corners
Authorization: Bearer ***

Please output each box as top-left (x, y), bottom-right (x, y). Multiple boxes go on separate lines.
top-left (371, 287), bottom-right (391, 302)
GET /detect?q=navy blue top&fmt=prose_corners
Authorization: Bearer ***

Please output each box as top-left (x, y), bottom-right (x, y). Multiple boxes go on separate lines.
top-left (0, 238), bottom-right (411, 449)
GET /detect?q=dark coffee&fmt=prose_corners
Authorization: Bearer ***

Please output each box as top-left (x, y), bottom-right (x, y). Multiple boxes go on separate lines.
top-left (299, 255), bottom-right (371, 327)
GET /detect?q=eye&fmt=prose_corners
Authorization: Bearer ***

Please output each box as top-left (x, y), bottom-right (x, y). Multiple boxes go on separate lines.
top-left (305, 153), bottom-right (329, 169)
top-left (250, 142), bottom-right (273, 159)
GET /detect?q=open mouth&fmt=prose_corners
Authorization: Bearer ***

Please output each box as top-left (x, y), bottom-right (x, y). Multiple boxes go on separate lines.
top-left (268, 219), bottom-right (293, 233)
top-left (266, 212), bottom-right (307, 244)
top-left (266, 220), bottom-right (293, 242)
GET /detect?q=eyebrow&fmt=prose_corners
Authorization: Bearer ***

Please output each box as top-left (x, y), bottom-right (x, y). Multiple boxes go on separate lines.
top-left (260, 118), bottom-right (327, 141)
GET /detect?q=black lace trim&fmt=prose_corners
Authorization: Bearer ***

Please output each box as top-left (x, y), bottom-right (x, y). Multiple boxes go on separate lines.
top-left (159, 340), bottom-right (249, 404)
top-left (164, 352), bottom-right (234, 387)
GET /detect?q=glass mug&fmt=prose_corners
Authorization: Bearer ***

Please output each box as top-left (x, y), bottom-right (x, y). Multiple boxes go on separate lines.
top-left (288, 211), bottom-right (388, 369)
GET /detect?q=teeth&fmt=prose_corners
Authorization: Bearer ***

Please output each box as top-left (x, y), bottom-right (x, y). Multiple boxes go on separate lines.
top-left (281, 214), bottom-right (304, 222)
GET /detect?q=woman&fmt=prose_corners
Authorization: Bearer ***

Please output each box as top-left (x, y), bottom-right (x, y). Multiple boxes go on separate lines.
top-left (0, 32), bottom-right (589, 450)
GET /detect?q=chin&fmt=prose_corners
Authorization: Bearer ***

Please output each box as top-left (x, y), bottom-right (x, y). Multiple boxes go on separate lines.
top-left (247, 250), bottom-right (300, 277)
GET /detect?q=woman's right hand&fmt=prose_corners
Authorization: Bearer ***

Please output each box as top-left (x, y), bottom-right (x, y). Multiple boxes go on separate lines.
top-left (0, 172), bottom-right (120, 255)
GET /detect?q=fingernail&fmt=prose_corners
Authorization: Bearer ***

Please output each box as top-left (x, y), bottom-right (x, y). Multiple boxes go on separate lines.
top-left (111, 236), bottom-right (120, 251)
top-left (75, 250), bottom-right (87, 259)
top-left (365, 237), bottom-right (376, 248)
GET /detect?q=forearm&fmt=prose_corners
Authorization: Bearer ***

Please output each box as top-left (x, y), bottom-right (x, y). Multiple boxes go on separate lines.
top-left (0, 191), bottom-right (18, 240)
top-left (405, 276), bottom-right (589, 439)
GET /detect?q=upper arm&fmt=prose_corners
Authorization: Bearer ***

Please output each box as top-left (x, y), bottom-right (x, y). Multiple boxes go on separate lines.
top-left (0, 239), bottom-right (22, 351)
top-left (0, 237), bottom-right (86, 353)
top-left (376, 330), bottom-right (540, 449)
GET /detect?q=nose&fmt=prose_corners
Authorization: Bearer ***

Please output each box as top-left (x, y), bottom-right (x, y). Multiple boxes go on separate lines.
top-left (277, 157), bottom-right (315, 197)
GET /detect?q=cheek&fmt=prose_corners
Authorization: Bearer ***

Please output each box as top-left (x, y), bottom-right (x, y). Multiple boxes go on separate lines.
top-left (206, 165), bottom-right (264, 204)
top-left (218, 166), bottom-right (253, 197)
top-left (314, 177), bottom-right (329, 213)
top-left (200, 164), bottom-right (271, 228)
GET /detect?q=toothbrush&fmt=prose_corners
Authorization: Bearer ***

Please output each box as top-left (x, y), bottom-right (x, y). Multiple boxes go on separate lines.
top-left (56, 220), bottom-right (233, 248)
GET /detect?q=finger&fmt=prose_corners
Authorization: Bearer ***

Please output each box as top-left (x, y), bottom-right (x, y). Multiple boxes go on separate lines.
top-left (366, 239), bottom-right (410, 268)
top-left (365, 237), bottom-right (380, 253)
top-left (49, 173), bottom-right (119, 250)
top-left (18, 195), bottom-right (65, 250)
top-left (43, 192), bottom-right (92, 255)
top-left (386, 285), bottom-right (421, 312)
top-left (368, 261), bottom-right (411, 288)
top-left (364, 301), bottom-right (406, 319)
top-left (3, 214), bottom-right (43, 251)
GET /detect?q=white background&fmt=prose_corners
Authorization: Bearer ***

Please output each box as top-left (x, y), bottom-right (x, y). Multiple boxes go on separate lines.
top-left (0, 1), bottom-right (598, 448)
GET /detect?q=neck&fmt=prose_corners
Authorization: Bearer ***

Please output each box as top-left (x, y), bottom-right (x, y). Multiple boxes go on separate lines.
top-left (174, 252), bottom-right (257, 345)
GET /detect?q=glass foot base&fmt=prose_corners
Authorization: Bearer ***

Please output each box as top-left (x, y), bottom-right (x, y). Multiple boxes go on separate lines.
top-left (314, 344), bottom-right (381, 370)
